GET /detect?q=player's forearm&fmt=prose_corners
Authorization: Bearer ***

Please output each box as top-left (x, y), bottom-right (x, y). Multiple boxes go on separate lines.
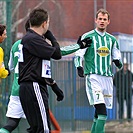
top-left (51, 42), bottom-right (62, 60)
top-left (60, 43), bottom-right (80, 56)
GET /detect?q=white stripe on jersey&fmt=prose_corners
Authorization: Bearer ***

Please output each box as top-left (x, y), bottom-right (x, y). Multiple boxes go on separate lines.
top-left (108, 37), bottom-right (112, 76)
top-left (93, 36), bottom-right (98, 74)
top-left (60, 43), bottom-right (79, 51)
top-left (98, 35), bottom-right (103, 75)
top-left (104, 36), bottom-right (107, 76)
top-left (33, 82), bottom-right (49, 133)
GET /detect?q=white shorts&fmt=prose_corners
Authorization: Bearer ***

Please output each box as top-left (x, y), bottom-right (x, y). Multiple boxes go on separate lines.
top-left (86, 74), bottom-right (113, 109)
top-left (6, 96), bottom-right (26, 118)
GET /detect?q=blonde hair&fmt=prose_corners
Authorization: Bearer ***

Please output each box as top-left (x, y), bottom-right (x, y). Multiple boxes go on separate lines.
top-left (96, 8), bottom-right (110, 20)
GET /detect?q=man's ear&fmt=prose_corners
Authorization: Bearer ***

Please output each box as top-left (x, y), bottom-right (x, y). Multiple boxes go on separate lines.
top-left (95, 18), bottom-right (97, 23)
top-left (42, 21), bottom-right (47, 28)
top-left (108, 19), bottom-right (110, 25)
top-left (0, 36), bottom-right (3, 43)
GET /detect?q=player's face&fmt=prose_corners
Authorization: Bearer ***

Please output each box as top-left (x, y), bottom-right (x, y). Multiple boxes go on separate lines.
top-left (95, 13), bottom-right (110, 32)
top-left (0, 29), bottom-right (7, 43)
top-left (123, 64), bottom-right (128, 71)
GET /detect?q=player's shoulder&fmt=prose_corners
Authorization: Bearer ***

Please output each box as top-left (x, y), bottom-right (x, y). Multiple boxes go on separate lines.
top-left (13, 39), bottom-right (21, 46)
top-left (12, 39), bottom-right (22, 51)
top-left (22, 29), bottom-right (42, 45)
top-left (83, 30), bottom-right (95, 36)
top-left (106, 32), bottom-right (116, 40)
top-left (82, 30), bottom-right (95, 39)
top-left (12, 39), bottom-right (21, 48)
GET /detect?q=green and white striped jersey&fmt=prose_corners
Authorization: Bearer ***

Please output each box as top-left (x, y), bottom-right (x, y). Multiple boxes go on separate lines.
top-left (74, 29), bottom-right (123, 77)
top-left (8, 40), bottom-right (21, 96)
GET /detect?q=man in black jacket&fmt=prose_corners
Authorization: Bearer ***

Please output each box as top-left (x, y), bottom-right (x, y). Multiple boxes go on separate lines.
top-left (113, 59), bottom-right (133, 122)
top-left (18, 8), bottom-right (62, 133)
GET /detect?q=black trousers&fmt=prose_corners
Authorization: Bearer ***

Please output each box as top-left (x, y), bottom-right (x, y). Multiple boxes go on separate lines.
top-left (19, 82), bottom-right (51, 133)
top-left (118, 96), bottom-right (132, 120)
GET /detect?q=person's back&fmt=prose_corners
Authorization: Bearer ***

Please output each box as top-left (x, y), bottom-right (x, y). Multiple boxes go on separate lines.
top-left (18, 29), bottom-right (61, 85)
top-left (8, 39), bottom-right (21, 96)
top-left (18, 8), bottom-right (62, 133)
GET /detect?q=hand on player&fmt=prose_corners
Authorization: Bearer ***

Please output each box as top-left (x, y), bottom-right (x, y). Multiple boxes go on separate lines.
top-left (77, 36), bottom-right (92, 49)
top-left (44, 30), bottom-right (57, 43)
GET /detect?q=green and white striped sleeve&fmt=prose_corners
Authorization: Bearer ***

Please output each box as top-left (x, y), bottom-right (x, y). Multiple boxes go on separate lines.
top-left (60, 43), bottom-right (80, 56)
top-left (112, 40), bottom-right (123, 69)
top-left (74, 48), bottom-right (87, 68)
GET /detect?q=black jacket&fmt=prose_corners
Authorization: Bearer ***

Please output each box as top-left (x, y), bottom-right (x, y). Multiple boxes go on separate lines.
top-left (113, 69), bottom-right (133, 99)
top-left (18, 29), bottom-right (61, 85)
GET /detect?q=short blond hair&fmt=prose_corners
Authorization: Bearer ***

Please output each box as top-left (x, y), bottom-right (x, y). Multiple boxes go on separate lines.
top-left (96, 8), bottom-right (110, 20)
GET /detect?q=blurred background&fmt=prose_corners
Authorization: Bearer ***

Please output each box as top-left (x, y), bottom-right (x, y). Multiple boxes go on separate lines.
top-left (0, 0), bottom-right (133, 132)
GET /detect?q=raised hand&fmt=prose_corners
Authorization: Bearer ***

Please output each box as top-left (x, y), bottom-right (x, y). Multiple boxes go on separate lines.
top-left (77, 36), bottom-right (92, 49)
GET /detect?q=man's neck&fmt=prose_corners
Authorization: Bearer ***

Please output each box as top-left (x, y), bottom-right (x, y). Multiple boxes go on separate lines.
top-left (30, 27), bottom-right (44, 36)
top-left (95, 28), bottom-right (105, 36)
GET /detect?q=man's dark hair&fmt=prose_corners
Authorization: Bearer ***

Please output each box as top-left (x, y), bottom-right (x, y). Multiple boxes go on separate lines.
top-left (25, 19), bottom-right (30, 32)
top-left (29, 8), bottom-right (48, 27)
top-left (0, 24), bottom-right (6, 36)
